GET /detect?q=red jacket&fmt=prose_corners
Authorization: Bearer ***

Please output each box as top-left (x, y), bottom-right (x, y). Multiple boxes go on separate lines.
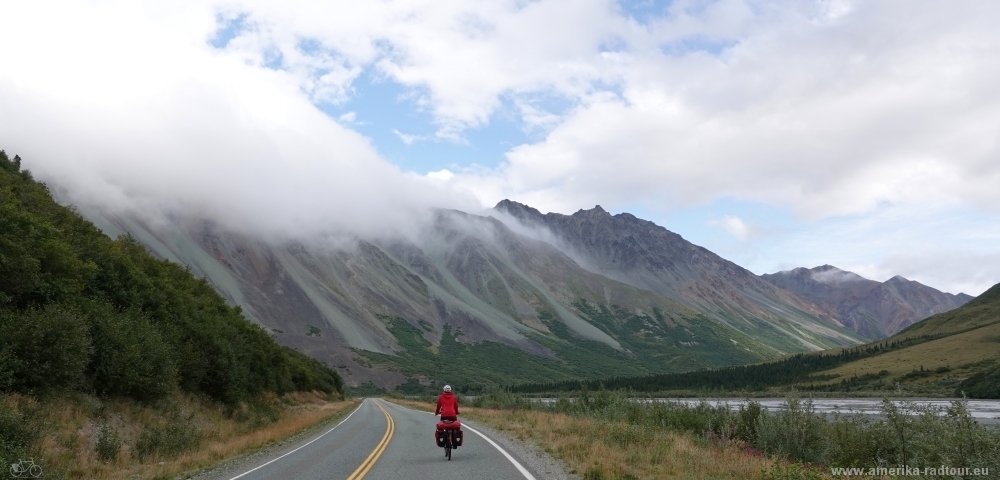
top-left (435, 392), bottom-right (459, 417)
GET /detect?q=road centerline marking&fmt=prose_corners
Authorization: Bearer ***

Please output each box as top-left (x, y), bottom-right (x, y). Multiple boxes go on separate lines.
top-left (228, 399), bottom-right (366, 480)
top-left (346, 400), bottom-right (395, 480)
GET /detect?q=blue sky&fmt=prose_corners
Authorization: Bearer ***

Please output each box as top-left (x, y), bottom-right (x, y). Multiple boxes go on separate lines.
top-left (321, 74), bottom-right (532, 173)
top-left (2, 0), bottom-right (999, 295)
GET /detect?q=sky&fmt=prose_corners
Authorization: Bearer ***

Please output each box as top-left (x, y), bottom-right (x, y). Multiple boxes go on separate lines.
top-left (1, 0), bottom-right (999, 295)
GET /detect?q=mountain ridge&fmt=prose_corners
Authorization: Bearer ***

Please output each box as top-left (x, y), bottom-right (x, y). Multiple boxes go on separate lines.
top-left (762, 265), bottom-right (972, 338)
top-left (58, 196), bottom-right (966, 391)
top-left (494, 200), bottom-right (860, 350)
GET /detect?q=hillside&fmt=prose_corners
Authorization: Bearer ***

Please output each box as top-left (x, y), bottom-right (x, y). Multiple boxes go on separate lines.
top-left (811, 282), bottom-right (1000, 397)
top-left (74, 206), bottom-right (785, 391)
top-left (0, 150), bottom-right (343, 403)
top-left (763, 265), bottom-right (972, 339)
top-left (513, 282), bottom-right (1000, 398)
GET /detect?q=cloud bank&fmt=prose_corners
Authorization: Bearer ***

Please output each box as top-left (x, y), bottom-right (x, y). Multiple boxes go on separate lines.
top-left (0, 1), bottom-right (474, 240)
top-left (2, 0), bottom-right (999, 293)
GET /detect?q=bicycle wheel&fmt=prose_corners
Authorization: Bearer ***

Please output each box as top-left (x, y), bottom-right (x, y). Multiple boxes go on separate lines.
top-left (446, 444), bottom-right (451, 461)
top-left (29, 465), bottom-right (42, 476)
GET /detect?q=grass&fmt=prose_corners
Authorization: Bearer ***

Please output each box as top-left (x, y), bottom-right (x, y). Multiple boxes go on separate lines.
top-left (1, 391), bottom-right (358, 479)
top-left (385, 397), bottom-right (795, 479)
top-left (806, 322), bottom-right (1000, 396)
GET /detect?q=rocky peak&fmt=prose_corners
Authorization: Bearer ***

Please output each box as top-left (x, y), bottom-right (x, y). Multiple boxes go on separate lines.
top-left (494, 199), bottom-right (545, 224)
top-left (574, 205), bottom-right (609, 217)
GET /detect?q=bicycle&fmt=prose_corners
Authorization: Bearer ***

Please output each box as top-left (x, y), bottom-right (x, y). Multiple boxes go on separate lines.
top-left (435, 419), bottom-right (464, 461)
top-left (9, 458), bottom-right (42, 478)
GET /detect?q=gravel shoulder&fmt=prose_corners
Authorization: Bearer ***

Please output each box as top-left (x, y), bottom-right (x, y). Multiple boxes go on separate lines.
top-left (460, 417), bottom-right (579, 480)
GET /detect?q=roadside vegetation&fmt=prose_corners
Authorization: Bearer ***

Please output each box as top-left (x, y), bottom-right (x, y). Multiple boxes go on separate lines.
top-left (2, 391), bottom-right (357, 479)
top-left (0, 150), bottom-right (347, 477)
top-left (391, 389), bottom-right (999, 479)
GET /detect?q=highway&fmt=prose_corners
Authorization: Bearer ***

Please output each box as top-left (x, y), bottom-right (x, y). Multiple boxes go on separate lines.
top-left (224, 399), bottom-right (542, 480)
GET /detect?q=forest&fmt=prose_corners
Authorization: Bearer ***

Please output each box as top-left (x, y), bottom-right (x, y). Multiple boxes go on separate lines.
top-left (0, 150), bottom-right (343, 405)
top-left (510, 336), bottom-right (932, 394)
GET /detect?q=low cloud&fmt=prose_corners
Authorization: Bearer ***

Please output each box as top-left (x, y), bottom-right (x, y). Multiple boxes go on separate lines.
top-left (811, 268), bottom-right (866, 285)
top-left (709, 215), bottom-right (753, 241)
top-left (862, 251), bottom-right (1000, 297)
top-left (0, 1), bottom-right (475, 241)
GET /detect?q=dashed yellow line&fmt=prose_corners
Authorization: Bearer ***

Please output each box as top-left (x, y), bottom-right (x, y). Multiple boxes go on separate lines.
top-left (346, 400), bottom-right (395, 480)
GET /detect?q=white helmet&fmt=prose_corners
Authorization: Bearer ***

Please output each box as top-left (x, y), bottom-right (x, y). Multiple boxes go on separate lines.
top-left (443, 385), bottom-right (452, 392)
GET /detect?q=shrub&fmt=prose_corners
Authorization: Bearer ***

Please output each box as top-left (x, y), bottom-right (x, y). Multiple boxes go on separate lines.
top-left (134, 422), bottom-right (202, 460)
top-left (957, 366), bottom-right (1000, 399)
top-left (755, 397), bottom-right (828, 464)
top-left (0, 306), bottom-right (92, 393)
top-left (0, 397), bottom-right (41, 471)
top-left (96, 425), bottom-right (121, 462)
top-left (89, 307), bottom-right (176, 403)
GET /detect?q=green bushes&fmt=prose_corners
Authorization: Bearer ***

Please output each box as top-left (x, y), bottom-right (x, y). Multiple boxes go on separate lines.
top-left (958, 366), bottom-right (1000, 398)
top-left (477, 389), bottom-right (1000, 474)
top-left (134, 422), bottom-right (202, 460)
top-left (96, 425), bottom-right (122, 462)
top-left (0, 398), bottom-right (41, 471)
top-left (89, 307), bottom-right (176, 402)
top-left (0, 150), bottom-right (343, 405)
top-left (756, 398), bottom-right (828, 464)
top-left (0, 306), bottom-right (91, 393)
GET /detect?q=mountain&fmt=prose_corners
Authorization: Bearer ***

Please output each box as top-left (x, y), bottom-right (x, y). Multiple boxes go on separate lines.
top-left (75, 206), bottom-right (798, 390)
top-left (762, 265), bottom-right (972, 339)
top-left (494, 200), bottom-right (862, 351)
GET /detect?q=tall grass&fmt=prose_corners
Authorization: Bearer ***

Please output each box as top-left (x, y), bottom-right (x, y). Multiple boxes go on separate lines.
top-left (1, 391), bottom-right (355, 479)
top-left (469, 389), bottom-right (1000, 477)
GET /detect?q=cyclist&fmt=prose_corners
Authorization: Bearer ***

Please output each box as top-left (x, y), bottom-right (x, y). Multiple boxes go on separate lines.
top-left (435, 385), bottom-right (459, 421)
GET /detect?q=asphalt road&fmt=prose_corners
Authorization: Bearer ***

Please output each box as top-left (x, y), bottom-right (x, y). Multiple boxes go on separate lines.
top-left (227, 399), bottom-right (542, 480)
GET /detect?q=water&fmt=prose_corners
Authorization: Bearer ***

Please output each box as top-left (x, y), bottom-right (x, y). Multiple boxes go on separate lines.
top-left (533, 398), bottom-right (1000, 425)
top-left (667, 398), bottom-right (1000, 422)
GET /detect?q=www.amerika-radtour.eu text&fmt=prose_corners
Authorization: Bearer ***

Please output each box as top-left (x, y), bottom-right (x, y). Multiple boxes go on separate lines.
top-left (830, 466), bottom-right (990, 477)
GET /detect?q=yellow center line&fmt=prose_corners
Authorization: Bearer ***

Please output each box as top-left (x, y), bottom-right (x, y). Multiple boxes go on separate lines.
top-left (346, 400), bottom-right (395, 480)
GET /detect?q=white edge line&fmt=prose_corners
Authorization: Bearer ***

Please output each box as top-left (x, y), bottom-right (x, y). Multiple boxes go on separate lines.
top-left (383, 401), bottom-right (537, 480)
top-left (228, 398), bottom-right (368, 480)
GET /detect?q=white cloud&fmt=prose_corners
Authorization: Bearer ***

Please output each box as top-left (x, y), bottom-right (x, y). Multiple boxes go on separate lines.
top-left (426, 169), bottom-right (455, 181)
top-left (0, 1), bottom-right (474, 240)
top-left (710, 215), bottom-right (752, 241)
top-left (441, 1), bottom-right (1000, 221)
top-left (392, 130), bottom-right (428, 146)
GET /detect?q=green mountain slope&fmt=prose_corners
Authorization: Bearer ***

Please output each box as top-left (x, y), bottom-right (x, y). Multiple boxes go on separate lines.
top-left (0, 151), bottom-right (343, 404)
top-left (74, 205), bottom-right (781, 392)
top-left (513, 282), bottom-right (1000, 398)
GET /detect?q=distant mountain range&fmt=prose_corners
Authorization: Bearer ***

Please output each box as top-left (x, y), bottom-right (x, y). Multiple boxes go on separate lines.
top-left (67, 198), bottom-right (966, 390)
top-left (762, 265), bottom-right (972, 339)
